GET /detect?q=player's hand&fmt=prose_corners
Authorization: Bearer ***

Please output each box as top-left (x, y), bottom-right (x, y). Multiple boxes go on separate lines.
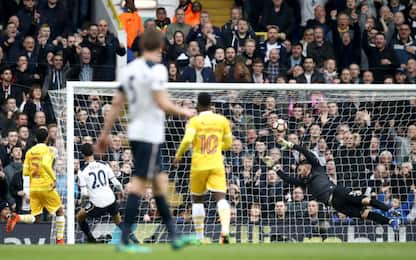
top-left (96, 133), bottom-right (109, 154)
top-left (182, 108), bottom-right (194, 119)
top-left (277, 138), bottom-right (293, 150)
top-left (172, 157), bottom-right (181, 168)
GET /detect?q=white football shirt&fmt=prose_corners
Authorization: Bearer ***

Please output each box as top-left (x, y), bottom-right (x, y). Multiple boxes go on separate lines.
top-left (118, 58), bottom-right (167, 144)
top-left (78, 161), bottom-right (116, 208)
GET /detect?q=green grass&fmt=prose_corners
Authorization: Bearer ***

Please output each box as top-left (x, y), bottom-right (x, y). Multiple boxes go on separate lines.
top-left (2, 243), bottom-right (416, 260)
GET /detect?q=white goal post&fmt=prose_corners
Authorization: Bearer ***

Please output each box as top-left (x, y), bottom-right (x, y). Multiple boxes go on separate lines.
top-left (56, 82), bottom-right (416, 244)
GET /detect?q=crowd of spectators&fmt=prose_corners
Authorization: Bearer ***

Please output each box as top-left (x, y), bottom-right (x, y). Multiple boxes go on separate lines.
top-left (2, 0), bottom-right (416, 241)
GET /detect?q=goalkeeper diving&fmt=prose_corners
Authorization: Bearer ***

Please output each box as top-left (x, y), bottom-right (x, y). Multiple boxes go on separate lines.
top-left (173, 92), bottom-right (233, 243)
top-left (266, 137), bottom-right (401, 230)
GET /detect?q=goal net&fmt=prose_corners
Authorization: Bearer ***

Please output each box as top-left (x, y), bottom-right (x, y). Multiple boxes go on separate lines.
top-left (49, 83), bottom-right (416, 244)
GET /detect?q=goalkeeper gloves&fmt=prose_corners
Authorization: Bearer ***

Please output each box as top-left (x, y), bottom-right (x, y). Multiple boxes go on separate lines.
top-left (277, 138), bottom-right (294, 150)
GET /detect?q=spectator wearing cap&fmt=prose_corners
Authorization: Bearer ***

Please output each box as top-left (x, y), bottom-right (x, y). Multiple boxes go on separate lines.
top-left (295, 57), bottom-right (325, 83)
top-left (307, 27), bottom-right (335, 69)
top-left (38, 0), bottom-right (71, 39)
top-left (97, 19), bottom-right (126, 81)
top-left (182, 53), bottom-right (215, 83)
top-left (391, 23), bottom-right (416, 66)
top-left (259, 0), bottom-right (295, 35)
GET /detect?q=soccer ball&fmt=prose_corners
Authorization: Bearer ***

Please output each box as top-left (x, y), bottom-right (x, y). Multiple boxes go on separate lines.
top-left (272, 119), bottom-right (287, 132)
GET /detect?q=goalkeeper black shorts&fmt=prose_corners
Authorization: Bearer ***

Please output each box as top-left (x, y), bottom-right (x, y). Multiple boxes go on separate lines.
top-left (331, 185), bottom-right (365, 218)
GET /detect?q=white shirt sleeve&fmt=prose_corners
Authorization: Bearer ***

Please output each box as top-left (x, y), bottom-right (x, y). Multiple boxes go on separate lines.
top-left (151, 64), bottom-right (168, 91)
top-left (78, 170), bottom-right (86, 187)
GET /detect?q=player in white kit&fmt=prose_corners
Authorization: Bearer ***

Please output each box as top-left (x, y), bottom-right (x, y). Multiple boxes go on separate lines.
top-left (97, 30), bottom-right (197, 253)
top-left (76, 143), bottom-right (139, 243)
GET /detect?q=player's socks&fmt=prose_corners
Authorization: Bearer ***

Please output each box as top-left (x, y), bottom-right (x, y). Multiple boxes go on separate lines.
top-left (192, 203), bottom-right (205, 240)
top-left (79, 220), bottom-right (95, 242)
top-left (154, 195), bottom-right (176, 239)
top-left (369, 198), bottom-right (390, 211)
top-left (56, 216), bottom-right (65, 241)
top-left (17, 214), bottom-right (35, 223)
top-left (217, 199), bottom-right (231, 236)
top-left (367, 212), bottom-right (390, 225)
top-left (122, 194), bottom-right (141, 244)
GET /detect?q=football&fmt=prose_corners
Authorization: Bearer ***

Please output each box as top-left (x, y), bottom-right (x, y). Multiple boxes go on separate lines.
top-left (272, 119), bottom-right (287, 132)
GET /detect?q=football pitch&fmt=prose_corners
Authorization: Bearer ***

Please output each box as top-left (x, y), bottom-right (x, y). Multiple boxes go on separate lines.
top-left (2, 243), bottom-right (416, 260)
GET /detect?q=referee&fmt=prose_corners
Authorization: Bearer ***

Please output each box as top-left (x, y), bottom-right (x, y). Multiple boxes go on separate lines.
top-left (267, 138), bottom-right (401, 230)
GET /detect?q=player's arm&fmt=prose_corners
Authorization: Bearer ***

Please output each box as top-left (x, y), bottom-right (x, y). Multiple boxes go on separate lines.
top-left (175, 120), bottom-right (197, 161)
top-left (151, 64), bottom-right (192, 118)
top-left (153, 89), bottom-right (192, 118)
top-left (23, 153), bottom-right (30, 177)
top-left (78, 172), bottom-right (89, 208)
top-left (107, 165), bottom-right (123, 193)
top-left (222, 119), bottom-right (232, 151)
top-left (278, 138), bottom-right (320, 167)
top-left (273, 165), bottom-right (306, 188)
top-left (41, 152), bottom-right (56, 182)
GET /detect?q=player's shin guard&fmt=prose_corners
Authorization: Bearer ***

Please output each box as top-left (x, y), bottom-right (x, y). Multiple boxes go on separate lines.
top-left (367, 212), bottom-right (390, 225)
top-left (18, 214), bottom-right (35, 223)
top-left (79, 220), bottom-right (95, 241)
top-left (155, 195), bottom-right (176, 239)
top-left (122, 194), bottom-right (141, 245)
top-left (370, 198), bottom-right (390, 211)
top-left (56, 216), bottom-right (65, 241)
top-left (192, 203), bottom-right (205, 240)
top-left (217, 199), bottom-right (231, 236)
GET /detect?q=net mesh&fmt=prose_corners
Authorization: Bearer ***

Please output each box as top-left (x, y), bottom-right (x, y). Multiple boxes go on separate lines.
top-left (49, 85), bottom-right (416, 243)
